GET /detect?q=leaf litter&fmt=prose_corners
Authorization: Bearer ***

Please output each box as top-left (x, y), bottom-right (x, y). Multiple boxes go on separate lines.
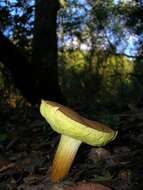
top-left (0, 100), bottom-right (143, 190)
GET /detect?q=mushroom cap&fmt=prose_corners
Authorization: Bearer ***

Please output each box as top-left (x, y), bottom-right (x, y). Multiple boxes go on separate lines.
top-left (40, 100), bottom-right (117, 146)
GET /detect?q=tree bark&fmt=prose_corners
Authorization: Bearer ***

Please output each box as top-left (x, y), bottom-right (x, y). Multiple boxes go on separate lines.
top-left (32, 0), bottom-right (65, 103)
top-left (0, 1), bottom-right (65, 104)
top-left (0, 31), bottom-right (35, 103)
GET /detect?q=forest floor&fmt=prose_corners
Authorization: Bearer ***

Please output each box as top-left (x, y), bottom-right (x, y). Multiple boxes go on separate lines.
top-left (0, 99), bottom-right (143, 190)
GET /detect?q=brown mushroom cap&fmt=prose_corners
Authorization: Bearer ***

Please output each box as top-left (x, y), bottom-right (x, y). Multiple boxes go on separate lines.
top-left (40, 100), bottom-right (118, 146)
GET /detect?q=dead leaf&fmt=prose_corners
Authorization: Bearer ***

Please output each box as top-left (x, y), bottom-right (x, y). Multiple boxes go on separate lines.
top-left (88, 148), bottom-right (111, 162)
top-left (0, 160), bottom-right (15, 172)
top-left (64, 182), bottom-right (112, 190)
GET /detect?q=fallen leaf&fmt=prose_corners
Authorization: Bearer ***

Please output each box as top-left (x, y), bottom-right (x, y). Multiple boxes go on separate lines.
top-left (64, 182), bottom-right (112, 190)
top-left (88, 148), bottom-right (111, 162)
top-left (0, 160), bottom-right (15, 172)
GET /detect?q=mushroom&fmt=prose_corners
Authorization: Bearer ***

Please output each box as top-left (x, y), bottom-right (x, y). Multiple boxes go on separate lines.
top-left (40, 100), bottom-right (118, 182)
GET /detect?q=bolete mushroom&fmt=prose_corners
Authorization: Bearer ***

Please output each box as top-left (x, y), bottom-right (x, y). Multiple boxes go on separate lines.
top-left (40, 100), bottom-right (118, 182)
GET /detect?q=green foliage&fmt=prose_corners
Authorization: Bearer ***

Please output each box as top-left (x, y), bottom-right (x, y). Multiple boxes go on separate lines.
top-left (97, 115), bottom-right (120, 129)
top-left (0, 0), bottom-right (34, 53)
top-left (59, 49), bottom-right (136, 112)
top-left (0, 133), bottom-right (7, 142)
top-left (0, 0), bottom-right (143, 114)
top-left (129, 58), bottom-right (143, 104)
top-left (0, 63), bottom-right (5, 90)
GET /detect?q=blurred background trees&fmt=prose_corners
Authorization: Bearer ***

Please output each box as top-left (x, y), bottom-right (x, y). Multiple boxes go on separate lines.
top-left (0, 0), bottom-right (143, 113)
top-left (0, 0), bottom-right (64, 104)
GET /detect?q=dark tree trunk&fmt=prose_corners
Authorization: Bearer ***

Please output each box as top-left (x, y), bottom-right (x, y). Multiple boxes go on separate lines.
top-left (0, 31), bottom-right (35, 103)
top-left (32, 0), bottom-right (65, 103)
top-left (0, 1), bottom-right (65, 105)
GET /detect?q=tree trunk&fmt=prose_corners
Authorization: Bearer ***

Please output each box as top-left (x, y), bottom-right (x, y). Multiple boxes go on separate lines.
top-left (32, 0), bottom-right (65, 103)
top-left (0, 0), bottom-right (65, 104)
top-left (0, 31), bottom-right (35, 103)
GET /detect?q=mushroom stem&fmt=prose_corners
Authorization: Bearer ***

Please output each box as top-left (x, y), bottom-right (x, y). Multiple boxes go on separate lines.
top-left (50, 134), bottom-right (82, 182)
